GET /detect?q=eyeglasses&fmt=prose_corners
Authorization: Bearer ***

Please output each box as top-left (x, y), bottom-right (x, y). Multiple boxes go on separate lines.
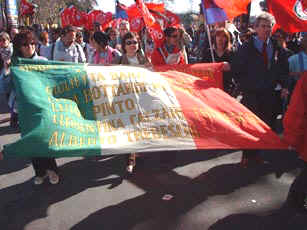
top-left (21, 42), bottom-right (35, 47)
top-left (126, 40), bottom-right (138, 45)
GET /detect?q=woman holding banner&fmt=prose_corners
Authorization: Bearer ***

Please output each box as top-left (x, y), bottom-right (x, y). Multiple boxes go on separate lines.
top-left (201, 28), bottom-right (237, 96)
top-left (114, 31), bottom-right (151, 173)
top-left (9, 31), bottom-right (60, 185)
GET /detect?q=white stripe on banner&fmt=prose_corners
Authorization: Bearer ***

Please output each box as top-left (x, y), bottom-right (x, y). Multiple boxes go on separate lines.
top-left (86, 65), bottom-right (197, 155)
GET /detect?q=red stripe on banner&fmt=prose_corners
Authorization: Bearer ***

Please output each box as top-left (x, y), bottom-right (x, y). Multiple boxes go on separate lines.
top-left (154, 63), bottom-right (224, 90)
top-left (160, 64), bottom-right (287, 150)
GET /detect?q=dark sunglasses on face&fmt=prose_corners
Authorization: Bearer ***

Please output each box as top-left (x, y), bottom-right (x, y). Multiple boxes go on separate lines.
top-left (22, 42), bottom-right (35, 47)
top-left (126, 40), bottom-right (138, 45)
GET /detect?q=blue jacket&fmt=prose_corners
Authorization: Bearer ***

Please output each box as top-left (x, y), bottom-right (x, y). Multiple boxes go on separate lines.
top-left (231, 36), bottom-right (289, 93)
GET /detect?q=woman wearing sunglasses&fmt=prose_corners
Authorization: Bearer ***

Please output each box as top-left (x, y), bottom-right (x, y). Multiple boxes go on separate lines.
top-left (114, 32), bottom-right (151, 174)
top-left (7, 31), bottom-right (60, 185)
top-left (115, 31), bottom-right (150, 67)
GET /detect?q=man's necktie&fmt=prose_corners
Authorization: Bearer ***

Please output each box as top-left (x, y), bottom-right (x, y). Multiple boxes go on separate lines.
top-left (262, 41), bottom-right (268, 69)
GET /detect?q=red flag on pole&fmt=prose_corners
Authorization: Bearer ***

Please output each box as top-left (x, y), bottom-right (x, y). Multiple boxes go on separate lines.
top-left (135, 0), bottom-right (165, 48)
top-left (20, 0), bottom-right (35, 16)
top-left (87, 10), bottom-right (113, 31)
top-left (214, 0), bottom-right (251, 20)
top-left (267, 0), bottom-right (307, 33)
top-left (60, 7), bottom-right (72, 28)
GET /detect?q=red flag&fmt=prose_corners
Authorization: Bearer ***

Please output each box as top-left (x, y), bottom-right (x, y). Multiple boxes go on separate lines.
top-left (214, 0), bottom-right (251, 19)
top-left (69, 6), bottom-right (87, 28)
top-left (136, 0), bottom-right (165, 48)
top-left (267, 0), bottom-right (307, 33)
top-left (87, 10), bottom-right (113, 31)
top-left (60, 7), bottom-right (72, 28)
top-left (20, 0), bottom-right (35, 16)
top-left (129, 17), bottom-right (145, 32)
top-left (164, 10), bottom-right (181, 27)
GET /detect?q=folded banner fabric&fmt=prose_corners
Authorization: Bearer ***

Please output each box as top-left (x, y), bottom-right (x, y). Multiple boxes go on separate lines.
top-left (2, 59), bottom-right (287, 158)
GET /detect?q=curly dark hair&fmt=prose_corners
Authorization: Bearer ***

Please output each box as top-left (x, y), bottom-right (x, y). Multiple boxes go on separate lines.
top-left (12, 30), bottom-right (36, 58)
top-left (121, 32), bottom-right (140, 54)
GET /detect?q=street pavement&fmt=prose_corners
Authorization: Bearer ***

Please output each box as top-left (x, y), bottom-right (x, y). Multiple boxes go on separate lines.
top-left (0, 92), bottom-right (306, 230)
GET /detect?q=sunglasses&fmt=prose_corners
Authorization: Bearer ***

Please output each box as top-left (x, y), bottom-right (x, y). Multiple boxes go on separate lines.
top-left (22, 42), bottom-right (35, 47)
top-left (126, 40), bottom-right (138, 45)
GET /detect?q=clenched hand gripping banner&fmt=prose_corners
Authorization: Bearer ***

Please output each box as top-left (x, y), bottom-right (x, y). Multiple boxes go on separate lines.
top-left (2, 60), bottom-right (287, 158)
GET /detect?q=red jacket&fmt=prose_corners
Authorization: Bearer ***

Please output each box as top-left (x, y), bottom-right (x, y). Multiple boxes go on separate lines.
top-left (151, 44), bottom-right (186, 66)
top-left (283, 71), bottom-right (307, 162)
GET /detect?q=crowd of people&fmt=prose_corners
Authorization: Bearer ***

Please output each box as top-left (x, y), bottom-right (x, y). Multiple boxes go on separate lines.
top-left (0, 11), bottom-right (307, 214)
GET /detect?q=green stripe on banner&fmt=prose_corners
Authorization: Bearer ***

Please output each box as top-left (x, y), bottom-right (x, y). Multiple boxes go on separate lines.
top-left (5, 58), bottom-right (101, 157)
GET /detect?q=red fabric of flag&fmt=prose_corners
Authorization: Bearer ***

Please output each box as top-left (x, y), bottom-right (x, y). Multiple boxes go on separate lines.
top-left (20, 0), bottom-right (35, 16)
top-left (60, 7), bottom-right (72, 28)
top-left (136, 0), bottom-right (165, 48)
top-left (267, 0), bottom-right (307, 33)
top-left (129, 17), bottom-right (145, 32)
top-left (69, 6), bottom-right (87, 28)
top-left (157, 63), bottom-right (287, 150)
top-left (87, 10), bottom-right (113, 31)
top-left (214, 0), bottom-right (251, 19)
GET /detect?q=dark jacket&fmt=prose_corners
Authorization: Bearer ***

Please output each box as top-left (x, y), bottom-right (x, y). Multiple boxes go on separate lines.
top-left (231, 36), bottom-right (289, 93)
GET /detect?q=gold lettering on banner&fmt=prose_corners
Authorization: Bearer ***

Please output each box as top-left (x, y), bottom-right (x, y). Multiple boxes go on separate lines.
top-left (96, 119), bottom-right (125, 133)
top-left (123, 123), bottom-right (197, 142)
top-left (49, 131), bottom-right (59, 146)
top-left (49, 131), bottom-right (98, 147)
top-left (68, 94), bottom-right (80, 104)
top-left (93, 99), bottom-right (136, 117)
top-left (51, 114), bottom-right (96, 134)
top-left (89, 72), bottom-right (106, 82)
top-left (91, 86), bottom-right (101, 99)
top-left (99, 85), bottom-right (108, 97)
top-left (70, 77), bottom-right (80, 89)
top-left (68, 135), bottom-right (78, 146)
top-left (130, 114), bottom-right (137, 125)
top-left (111, 83), bottom-right (147, 97)
top-left (99, 135), bottom-right (117, 145)
top-left (83, 89), bottom-right (93, 103)
top-left (82, 75), bottom-right (87, 85)
top-left (59, 132), bottom-right (65, 146)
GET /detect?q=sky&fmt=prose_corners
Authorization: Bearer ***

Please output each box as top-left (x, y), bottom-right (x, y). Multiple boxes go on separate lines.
top-left (96, 0), bottom-right (202, 14)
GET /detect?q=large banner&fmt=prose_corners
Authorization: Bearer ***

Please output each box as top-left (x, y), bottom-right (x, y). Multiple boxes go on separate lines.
top-left (2, 60), bottom-right (287, 158)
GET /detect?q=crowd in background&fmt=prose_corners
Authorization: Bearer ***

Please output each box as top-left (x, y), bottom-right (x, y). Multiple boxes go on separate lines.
top-left (0, 11), bottom-right (307, 215)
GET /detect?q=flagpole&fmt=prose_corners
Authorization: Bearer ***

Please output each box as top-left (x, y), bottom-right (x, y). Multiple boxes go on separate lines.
top-left (201, 1), bottom-right (215, 62)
